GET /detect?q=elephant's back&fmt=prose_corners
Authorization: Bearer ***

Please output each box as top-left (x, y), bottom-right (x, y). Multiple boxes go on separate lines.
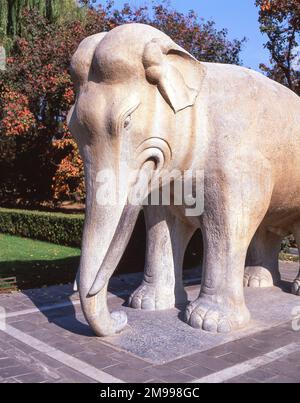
top-left (202, 62), bottom-right (300, 114)
top-left (202, 61), bottom-right (300, 155)
top-left (202, 62), bottom-right (300, 211)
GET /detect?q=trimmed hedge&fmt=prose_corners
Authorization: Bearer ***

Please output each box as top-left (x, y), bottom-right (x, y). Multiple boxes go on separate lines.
top-left (0, 208), bottom-right (84, 247)
top-left (0, 207), bottom-right (296, 254)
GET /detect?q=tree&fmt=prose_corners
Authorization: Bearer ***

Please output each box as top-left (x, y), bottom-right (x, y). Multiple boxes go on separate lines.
top-left (0, 7), bottom-right (86, 204)
top-left (0, 0), bottom-right (82, 47)
top-left (0, 1), bottom-right (8, 38)
top-left (257, 0), bottom-right (300, 94)
top-left (0, 1), bottom-right (245, 206)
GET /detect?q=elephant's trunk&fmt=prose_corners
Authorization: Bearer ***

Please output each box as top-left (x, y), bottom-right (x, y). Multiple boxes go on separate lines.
top-left (79, 161), bottom-right (155, 337)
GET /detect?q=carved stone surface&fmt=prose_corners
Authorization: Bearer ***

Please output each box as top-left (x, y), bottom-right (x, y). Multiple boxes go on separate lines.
top-left (68, 23), bottom-right (300, 337)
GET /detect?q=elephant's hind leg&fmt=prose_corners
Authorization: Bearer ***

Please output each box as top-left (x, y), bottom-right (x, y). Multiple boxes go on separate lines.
top-left (244, 226), bottom-right (282, 288)
top-left (292, 271), bottom-right (300, 296)
top-left (291, 223), bottom-right (300, 296)
top-left (129, 205), bottom-right (195, 310)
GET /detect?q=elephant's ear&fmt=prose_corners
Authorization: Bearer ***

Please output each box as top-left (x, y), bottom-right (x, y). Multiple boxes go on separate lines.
top-left (142, 38), bottom-right (205, 113)
top-left (71, 32), bottom-right (107, 86)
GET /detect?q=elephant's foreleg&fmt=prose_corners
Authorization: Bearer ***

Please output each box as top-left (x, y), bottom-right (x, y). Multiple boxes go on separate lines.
top-left (129, 205), bottom-right (195, 310)
top-left (291, 223), bottom-right (300, 296)
top-left (185, 167), bottom-right (273, 333)
top-left (244, 226), bottom-right (282, 288)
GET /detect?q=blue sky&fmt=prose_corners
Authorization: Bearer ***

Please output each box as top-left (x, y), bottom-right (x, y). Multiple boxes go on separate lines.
top-left (97, 0), bottom-right (270, 71)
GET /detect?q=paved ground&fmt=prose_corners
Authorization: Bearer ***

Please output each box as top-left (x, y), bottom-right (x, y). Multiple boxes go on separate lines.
top-left (0, 262), bottom-right (299, 383)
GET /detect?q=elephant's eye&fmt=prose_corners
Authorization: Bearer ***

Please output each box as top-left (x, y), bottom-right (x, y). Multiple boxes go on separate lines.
top-left (124, 115), bottom-right (131, 129)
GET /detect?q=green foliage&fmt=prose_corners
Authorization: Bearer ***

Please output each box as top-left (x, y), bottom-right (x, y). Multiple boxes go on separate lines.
top-left (0, 0), bottom-right (8, 42)
top-left (0, 0), bottom-right (83, 42)
top-left (0, 208), bottom-right (84, 246)
top-left (46, 0), bottom-right (84, 23)
top-left (281, 234), bottom-right (297, 251)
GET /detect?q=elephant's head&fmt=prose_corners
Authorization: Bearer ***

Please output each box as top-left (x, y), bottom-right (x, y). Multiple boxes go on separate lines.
top-left (68, 24), bottom-right (204, 336)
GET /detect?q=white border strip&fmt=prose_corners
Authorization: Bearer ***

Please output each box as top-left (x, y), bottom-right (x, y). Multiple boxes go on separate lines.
top-left (2, 324), bottom-right (124, 383)
top-left (191, 342), bottom-right (300, 383)
top-left (3, 300), bottom-right (81, 319)
top-left (1, 276), bottom-right (201, 319)
top-left (0, 301), bottom-right (80, 318)
top-left (1, 289), bottom-right (129, 319)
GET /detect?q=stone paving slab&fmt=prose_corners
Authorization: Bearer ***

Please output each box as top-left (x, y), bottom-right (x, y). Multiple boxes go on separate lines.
top-left (103, 285), bottom-right (299, 364)
top-left (0, 262), bottom-right (299, 383)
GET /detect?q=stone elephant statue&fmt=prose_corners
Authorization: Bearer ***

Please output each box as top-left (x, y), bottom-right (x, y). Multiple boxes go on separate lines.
top-left (68, 23), bottom-right (300, 337)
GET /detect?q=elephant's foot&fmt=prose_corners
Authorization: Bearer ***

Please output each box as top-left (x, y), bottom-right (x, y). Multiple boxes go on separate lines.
top-left (244, 266), bottom-right (278, 288)
top-left (292, 279), bottom-right (300, 296)
top-left (185, 296), bottom-right (250, 333)
top-left (128, 283), bottom-right (179, 311)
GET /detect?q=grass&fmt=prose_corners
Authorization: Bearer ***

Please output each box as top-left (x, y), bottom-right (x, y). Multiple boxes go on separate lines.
top-left (0, 234), bottom-right (80, 291)
top-left (0, 232), bottom-right (298, 292)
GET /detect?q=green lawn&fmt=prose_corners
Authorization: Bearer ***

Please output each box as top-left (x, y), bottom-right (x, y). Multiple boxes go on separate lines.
top-left (0, 233), bottom-right (297, 292)
top-left (0, 234), bottom-right (81, 290)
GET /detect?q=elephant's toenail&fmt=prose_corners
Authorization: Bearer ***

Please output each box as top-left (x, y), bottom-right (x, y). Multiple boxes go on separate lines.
top-left (189, 313), bottom-right (203, 329)
top-left (203, 318), bottom-right (218, 332)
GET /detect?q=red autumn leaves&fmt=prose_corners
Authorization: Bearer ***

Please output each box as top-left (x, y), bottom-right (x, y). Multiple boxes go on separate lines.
top-left (1, 89), bottom-right (35, 136)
